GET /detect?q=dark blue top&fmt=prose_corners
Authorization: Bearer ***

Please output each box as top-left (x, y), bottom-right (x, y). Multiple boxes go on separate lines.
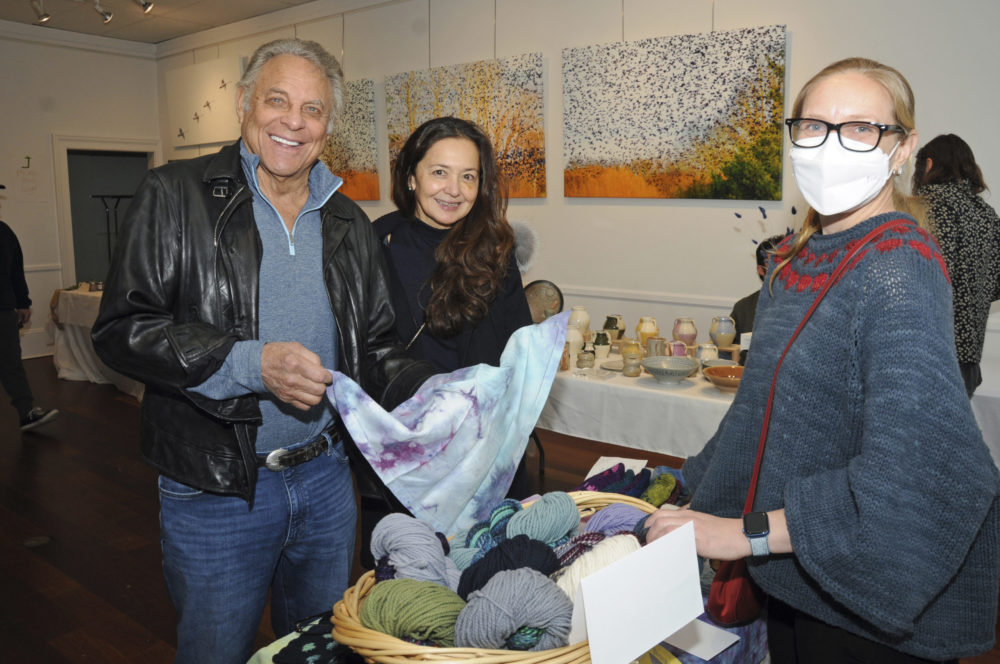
top-left (0, 221), bottom-right (30, 311)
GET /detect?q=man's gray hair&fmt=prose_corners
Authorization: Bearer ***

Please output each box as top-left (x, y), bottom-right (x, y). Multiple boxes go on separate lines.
top-left (237, 38), bottom-right (344, 134)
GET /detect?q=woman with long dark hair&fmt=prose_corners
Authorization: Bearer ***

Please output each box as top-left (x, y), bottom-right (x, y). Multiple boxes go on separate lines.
top-left (374, 116), bottom-right (532, 372)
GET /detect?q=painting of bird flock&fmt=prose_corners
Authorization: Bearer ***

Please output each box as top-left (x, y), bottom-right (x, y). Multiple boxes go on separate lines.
top-left (562, 24), bottom-right (786, 200)
top-left (322, 79), bottom-right (379, 201)
top-left (386, 53), bottom-right (545, 198)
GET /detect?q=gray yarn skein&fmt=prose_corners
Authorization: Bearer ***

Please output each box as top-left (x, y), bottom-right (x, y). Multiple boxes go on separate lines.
top-left (371, 513), bottom-right (461, 591)
top-left (505, 491), bottom-right (580, 545)
top-left (454, 568), bottom-right (573, 651)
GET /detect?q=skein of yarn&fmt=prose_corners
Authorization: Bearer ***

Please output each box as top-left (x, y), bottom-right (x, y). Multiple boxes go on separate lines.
top-left (584, 502), bottom-right (647, 536)
top-left (360, 578), bottom-right (466, 647)
top-left (455, 568), bottom-right (573, 651)
top-left (370, 512), bottom-right (461, 591)
top-left (554, 533), bottom-right (642, 603)
top-left (553, 531), bottom-right (605, 567)
top-left (457, 534), bottom-right (560, 600)
top-left (506, 491), bottom-right (580, 546)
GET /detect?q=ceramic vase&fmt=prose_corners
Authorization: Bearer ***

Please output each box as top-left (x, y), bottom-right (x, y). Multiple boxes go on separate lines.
top-left (637, 316), bottom-right (660, 349)
top-left (621, 338), bottom-right (642, 377)
top-left (576, 342), bottom-right (596, 369)
top-left (672, 317), bottom-right (697, 346)
top-left (566, 323), bottom-right (584, 364)
top-left (602, 315), bottom-right (621, 341)
top-left (593, 331), bottom-right (611, 360)
top-left (710, 315), bottom-right (737, 348)
top-left (568, 306), bottom-right (590, 337)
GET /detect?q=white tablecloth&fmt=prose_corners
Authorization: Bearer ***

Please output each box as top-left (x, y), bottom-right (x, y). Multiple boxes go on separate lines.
top-left (52, 289), bottom-right (144, 401)
top-left (540, 360), bottom-right (1000, 467)
top-left (537, 364), bottom-right (734, 458)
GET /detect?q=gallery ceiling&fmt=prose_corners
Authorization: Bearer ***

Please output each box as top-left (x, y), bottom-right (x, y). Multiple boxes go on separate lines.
top-left (0, 0), bottom-right (319, 44)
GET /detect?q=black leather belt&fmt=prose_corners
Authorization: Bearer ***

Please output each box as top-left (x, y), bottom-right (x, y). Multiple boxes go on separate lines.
top-left (258, 428), bottom-right (339, 472)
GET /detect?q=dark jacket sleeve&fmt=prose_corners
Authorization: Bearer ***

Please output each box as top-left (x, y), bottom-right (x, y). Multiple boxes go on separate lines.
top-left (344, 202), bottom-right (435, 411)
top-left (1, 222), bottom-right (31, 310)
top-left (91, 169), bottom-right (239, 393)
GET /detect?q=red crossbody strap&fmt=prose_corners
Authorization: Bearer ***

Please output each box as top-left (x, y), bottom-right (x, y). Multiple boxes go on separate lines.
top-left (741, 218), bottom-right (912, 514)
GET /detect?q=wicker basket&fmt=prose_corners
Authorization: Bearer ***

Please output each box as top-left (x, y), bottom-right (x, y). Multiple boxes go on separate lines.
top-left (331, 490), bottom-right (657, 664)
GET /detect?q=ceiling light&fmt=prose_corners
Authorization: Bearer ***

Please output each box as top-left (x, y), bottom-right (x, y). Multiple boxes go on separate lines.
top-left (30, 0), bottom-right (51, 23)
top-left (93, 0), bottom-right (112, 23)
top-left (134, 0), bottom-right (154, 13)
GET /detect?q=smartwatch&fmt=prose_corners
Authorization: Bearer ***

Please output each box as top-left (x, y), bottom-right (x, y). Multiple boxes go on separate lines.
top-left (743, 511), bottom-right (770, 557)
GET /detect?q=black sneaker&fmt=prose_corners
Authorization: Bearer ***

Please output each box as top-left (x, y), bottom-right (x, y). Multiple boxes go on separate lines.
top-left (19, 407), bottom-right (59, 432)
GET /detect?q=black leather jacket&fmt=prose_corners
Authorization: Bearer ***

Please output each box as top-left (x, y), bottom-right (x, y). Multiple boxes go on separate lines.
top-left (92, 141), bottom-right (433, 502)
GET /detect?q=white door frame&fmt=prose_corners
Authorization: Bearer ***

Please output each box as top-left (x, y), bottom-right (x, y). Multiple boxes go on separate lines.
top-left (51, 134), bottom-right (162, 286)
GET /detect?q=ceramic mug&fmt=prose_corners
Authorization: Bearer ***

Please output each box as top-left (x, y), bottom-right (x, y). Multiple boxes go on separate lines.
top-left (646, 336), bottom-right (667, 358)
top-left (669, 340), bottom-right (687, 357)
top-left (696, 343), bottom-right (719, 364)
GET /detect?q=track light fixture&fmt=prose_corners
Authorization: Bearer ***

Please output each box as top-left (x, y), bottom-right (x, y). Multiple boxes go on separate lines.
top-left (134, 0), bottom-right (154, 13)
top-left (30, 0), bottom-right (51, 23)
top-left (93, 0), bottom-right (113, 23)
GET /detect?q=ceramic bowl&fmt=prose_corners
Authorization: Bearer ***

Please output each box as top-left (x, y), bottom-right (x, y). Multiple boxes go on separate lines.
top-left (703, 364), bottom-right (744, 392)
top-left (702, 358), bottom-right (739, 373)
top-left (641, 356), bottom-right (699, 384)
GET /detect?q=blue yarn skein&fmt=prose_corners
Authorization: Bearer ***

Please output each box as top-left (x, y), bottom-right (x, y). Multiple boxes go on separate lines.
top-left (370, 512), bottom-right (461, 591)
top-left (455, 568), bottom-right (573, 651)
top-left (457, 534), bottom-right (560, 600)
top-left (506, 491), bottom-right (580, 546)
top-left (584, 502), bottom-right (647, 536)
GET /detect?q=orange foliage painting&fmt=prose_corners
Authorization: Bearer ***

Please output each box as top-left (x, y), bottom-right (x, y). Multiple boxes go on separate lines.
top-left (322, 80), bottom-right (379, 201)
top-left (563, 25), bottom-right (786, 200)
top-left (386, 54), bottom-right (545, 198)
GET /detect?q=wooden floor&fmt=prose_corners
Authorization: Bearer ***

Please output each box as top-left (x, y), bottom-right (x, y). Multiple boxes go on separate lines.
top-left (1, 357), bottom-right (997, 662)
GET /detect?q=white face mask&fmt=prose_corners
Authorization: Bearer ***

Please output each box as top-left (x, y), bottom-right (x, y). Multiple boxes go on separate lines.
top-left (790, 135), bottom-right (900, 216)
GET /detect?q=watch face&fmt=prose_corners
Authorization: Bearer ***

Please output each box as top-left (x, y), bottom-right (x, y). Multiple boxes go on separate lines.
top-left (743, 511), bottom-right (769, 536)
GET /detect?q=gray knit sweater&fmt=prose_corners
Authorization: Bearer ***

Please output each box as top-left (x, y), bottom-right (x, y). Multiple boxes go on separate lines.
top-left (683, 212), bottom-right (1000, 660)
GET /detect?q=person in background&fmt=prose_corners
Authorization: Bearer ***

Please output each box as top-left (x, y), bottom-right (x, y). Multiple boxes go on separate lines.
top-left (729, 233), bottom-right (786, 339)
top-left (0, 194), bottom-right (59, 432)
top-left (92, 39), bottom-right (433, 664)
top-left (912, 134), bottom-right (1000, 397)
top-left (644, 57), bottom-right (999, 663)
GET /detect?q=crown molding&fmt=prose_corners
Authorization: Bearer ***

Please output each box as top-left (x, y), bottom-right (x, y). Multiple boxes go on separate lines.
top-left (0, 18), bottom-right (156, 59)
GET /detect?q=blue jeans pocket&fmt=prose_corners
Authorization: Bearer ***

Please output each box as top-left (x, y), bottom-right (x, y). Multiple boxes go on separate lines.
top-left (329, 440), bottom-right (349, 465)
top-left (158, 474), bottom-right (204, 500)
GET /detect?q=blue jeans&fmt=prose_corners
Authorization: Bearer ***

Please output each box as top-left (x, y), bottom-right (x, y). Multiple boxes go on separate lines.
top-left (158, 440), bottom-right (356, 664)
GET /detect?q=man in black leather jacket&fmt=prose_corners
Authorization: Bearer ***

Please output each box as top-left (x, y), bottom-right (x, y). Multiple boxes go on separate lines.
top-left (92, 39), bottom-right (433, 663)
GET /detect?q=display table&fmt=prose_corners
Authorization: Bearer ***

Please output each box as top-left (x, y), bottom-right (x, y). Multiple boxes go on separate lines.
top-left (537, 364), bottom-right (735, 459)
top-left (51, 288), bottom-right (144, 400)
top-left (540, 359), bottom-right (1000, 467)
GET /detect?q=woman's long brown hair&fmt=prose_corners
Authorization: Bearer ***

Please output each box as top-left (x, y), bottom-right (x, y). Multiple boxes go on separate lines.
top-left (391, 117), bottom-right (514, 338)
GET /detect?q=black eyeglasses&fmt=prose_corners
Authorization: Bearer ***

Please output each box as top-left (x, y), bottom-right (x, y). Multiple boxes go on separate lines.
top-left (785, 118), bottom-right (905, 153)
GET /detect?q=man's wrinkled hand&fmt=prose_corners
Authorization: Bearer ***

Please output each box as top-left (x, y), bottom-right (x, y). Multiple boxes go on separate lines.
top-left (261, 342), bottom-right (332, 411)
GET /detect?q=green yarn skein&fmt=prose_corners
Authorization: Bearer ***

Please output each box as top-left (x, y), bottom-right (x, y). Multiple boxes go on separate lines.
top-left (360, 578), bottom-right (466, 647)
top-left (640, 472), bottom-right (676, 507)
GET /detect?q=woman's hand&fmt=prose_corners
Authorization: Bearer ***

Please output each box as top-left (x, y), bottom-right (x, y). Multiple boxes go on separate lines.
top-left (644, 507), bottom-right (750, 561)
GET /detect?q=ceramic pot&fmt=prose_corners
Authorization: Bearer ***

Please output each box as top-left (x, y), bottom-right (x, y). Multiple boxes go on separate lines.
top-left (593, 331), bottom-right (611, 360)
top-left (637, 316), bottom-right (659, 349)
top-left (672, 317), bottom-right (697, 345)
top-left (613, 314), bottom-right (626, 339)
top-left (568, 306), bottom-right (590, 336)
top-left (710, 315), bottom-right (737, 348)
top-left (576, 342), bottom-right (596, 369)
top-left (620, 338), bottom-right (643, 377)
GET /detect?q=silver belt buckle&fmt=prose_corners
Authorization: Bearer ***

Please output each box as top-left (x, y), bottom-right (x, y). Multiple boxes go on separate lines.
top-left (264, 447), bottom-right (290, 472)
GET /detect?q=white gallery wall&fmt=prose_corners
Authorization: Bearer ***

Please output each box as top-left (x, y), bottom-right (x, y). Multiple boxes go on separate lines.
top-left (2, 0), bottom-right (998, 387)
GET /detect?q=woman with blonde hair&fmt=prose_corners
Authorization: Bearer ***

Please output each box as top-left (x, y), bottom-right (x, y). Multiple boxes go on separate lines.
top-left (645, 58), bottom-right (999, 663)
